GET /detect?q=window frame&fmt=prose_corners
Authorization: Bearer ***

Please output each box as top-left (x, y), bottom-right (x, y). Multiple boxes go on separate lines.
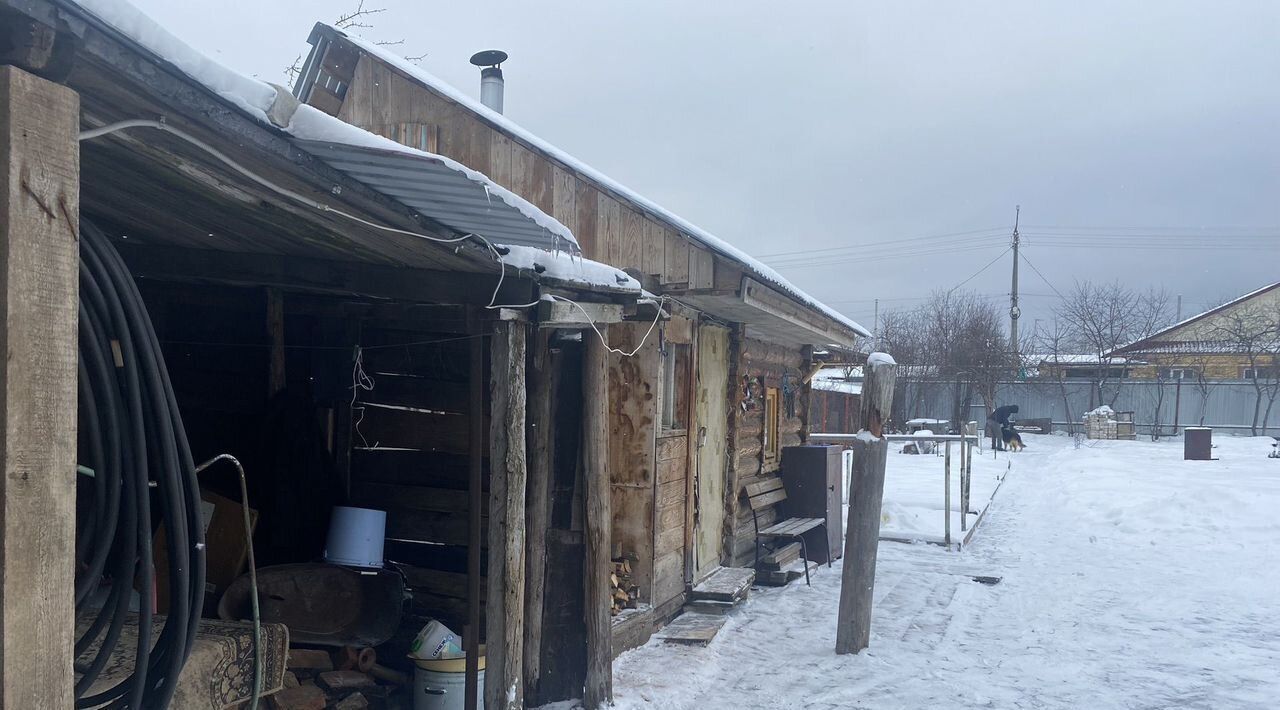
top-left (763, 386), bottom-right (781, 461)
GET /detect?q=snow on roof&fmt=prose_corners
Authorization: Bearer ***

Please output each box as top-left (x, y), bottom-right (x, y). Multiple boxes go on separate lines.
top-left (1111, 280), bottom-right (1280, 355)
top-left (1035, 354), bottom-right (1135, 365)
top-left (68, 0), bottom-right (626, 288)
top-left (812, 368), bottom-right (862, 395)
top-left (328, 28), bottom-right (870, 339)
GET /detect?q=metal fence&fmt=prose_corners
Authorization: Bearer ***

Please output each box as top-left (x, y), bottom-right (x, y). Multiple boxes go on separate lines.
top-left (896, 379), bottom-right (1280, 437)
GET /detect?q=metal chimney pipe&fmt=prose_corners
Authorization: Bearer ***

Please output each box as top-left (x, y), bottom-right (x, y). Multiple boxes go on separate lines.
top-left (470, 50), bottom-right (508, 114)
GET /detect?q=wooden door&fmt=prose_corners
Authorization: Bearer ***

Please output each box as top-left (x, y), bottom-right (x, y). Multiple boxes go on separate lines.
top-left (693, 325), bottom-right (730, 580)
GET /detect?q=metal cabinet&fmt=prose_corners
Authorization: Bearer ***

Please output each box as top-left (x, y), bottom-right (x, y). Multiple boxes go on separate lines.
top-left (780, 445), bottom-right (843, 561)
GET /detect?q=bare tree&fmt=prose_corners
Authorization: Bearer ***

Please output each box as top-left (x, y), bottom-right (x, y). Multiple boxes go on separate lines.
top-left (1031, 320), bottom-right (1080, 434)
top-left (1211, 301), bottom-right (1280, 434)
top-left (1055, 280), bottom-right (1173, 407)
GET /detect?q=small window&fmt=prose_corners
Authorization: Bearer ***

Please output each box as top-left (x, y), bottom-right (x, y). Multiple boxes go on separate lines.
top-left (660, 345), bottom-right (690, 431)
top-left (1240, 366), bottom-right (1275, 380)
top-left (1159, 367), bottom-right (1196, 380)
top-left (763, 387), bottom-right (781, 460)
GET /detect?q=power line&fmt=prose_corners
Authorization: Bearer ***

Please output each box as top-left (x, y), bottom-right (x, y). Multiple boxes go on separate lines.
top-left (949, 246), bottom-right (1012, 294)
top-left (1019, 249), bottom-right (1066, 300)
top-left (754, 226), bottom-right (1009, 260)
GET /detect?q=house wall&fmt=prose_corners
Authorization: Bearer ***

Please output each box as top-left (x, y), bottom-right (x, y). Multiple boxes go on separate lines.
top-left (1124, 354), bottom-right (1276, 380)
top-left (810, 389), bottom-right (861, 434)
top-left (725, 337), bottom-right (810, 568)
top-left (335, 55), bottom-right (718, 290)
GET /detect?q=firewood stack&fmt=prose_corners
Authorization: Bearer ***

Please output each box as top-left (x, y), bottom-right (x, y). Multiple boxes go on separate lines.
top-left (610, 555), bottom-right (639, 616)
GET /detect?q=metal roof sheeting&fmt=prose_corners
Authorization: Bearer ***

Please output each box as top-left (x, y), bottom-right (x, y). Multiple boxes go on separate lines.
top-left (294, 139), bottom-right (577, 253)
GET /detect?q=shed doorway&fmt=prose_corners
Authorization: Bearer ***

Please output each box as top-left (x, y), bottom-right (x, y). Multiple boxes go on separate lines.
top-left (693, 325), bottom-right (730, 581)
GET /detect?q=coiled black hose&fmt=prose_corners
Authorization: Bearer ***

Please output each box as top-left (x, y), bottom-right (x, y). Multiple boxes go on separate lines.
top-left (74, 220), bottom-right (205, 709)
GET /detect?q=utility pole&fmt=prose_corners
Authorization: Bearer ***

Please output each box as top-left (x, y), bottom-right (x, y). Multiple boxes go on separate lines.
top-left (1010, 206), bottom-right (1021, 366)
top-left (873, 298), bottom-right (879, 349)
top-left (1176, 294), bottom-right (1183, 322)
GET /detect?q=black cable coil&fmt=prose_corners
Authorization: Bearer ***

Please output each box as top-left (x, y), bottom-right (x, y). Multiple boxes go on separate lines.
top-left (74, 219), bottom-right (205, 709)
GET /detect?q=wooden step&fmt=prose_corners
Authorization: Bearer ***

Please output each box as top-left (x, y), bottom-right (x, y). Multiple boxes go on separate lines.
top-left (755, 559), bottom-right (820, 587)
top-left (657, 613), bottom-right (727, 646)
top-left (683, 599), bottom-right (737, 617)
top-left (689, 567), bottom-right (755, 603)
top-left (757, 543), bottom-right (801, 572)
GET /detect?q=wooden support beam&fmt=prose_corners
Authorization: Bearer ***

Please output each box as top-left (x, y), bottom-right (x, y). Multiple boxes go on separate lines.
top-left (836, 353), bottom-right (897, 655)
top-left (115, 242), bottom-right (534, 306)
top-left (0, 65), bottom-right (79, 708)
top-left (266, 287), bottom-right (286, 396)
top-left (487, 321), bottom-right (527, 710)
top-left (465, 326), bottom-right (483, 710)
top-left (523, 330), bottom-right (553, 699)
top-left (583, 326), bottom-right (613, 708)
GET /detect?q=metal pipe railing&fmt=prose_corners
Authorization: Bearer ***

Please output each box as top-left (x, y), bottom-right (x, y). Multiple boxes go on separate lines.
top-left (811, 433), bottom-right (981, 549)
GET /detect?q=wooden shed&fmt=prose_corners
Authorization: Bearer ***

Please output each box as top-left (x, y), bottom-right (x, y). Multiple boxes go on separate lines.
top-left (294, 22), bottom-right (870, 706)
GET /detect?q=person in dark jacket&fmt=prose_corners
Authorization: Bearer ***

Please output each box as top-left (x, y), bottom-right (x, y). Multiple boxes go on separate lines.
top-left (987, 404), bottom-right (1019, 451)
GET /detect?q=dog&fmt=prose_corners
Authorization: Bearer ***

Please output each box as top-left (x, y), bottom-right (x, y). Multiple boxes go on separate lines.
top-left (1002, 426), bottom-right (1026, 452)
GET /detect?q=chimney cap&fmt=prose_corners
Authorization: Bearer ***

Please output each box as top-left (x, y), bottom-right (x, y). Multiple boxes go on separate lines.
top-left (469, 50), bottom-right (508, 68)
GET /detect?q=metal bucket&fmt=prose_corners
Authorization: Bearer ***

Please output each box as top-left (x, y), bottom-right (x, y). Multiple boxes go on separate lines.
top-left (412, 648), bottom-right (484, 710)
top-left (324, 506), bottom-right (386, 568)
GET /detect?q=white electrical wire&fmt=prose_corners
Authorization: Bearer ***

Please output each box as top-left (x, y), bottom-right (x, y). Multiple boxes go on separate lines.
top-left (80, 119), bottom-right (658, 357)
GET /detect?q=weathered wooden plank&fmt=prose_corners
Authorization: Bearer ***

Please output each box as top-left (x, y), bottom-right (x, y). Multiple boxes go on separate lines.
top-left (385, 508), bottom-right (477, 547)
top-left (486, 321), bottom-right (527, 710)
top-left (620, 209), bottom-right (645, 271)
top-left (747, 487), bottom-right (787, 510)
top-left (352, 481), bottom-right (468, 513)
top-left (689, 247), bottom-right (714, 289)
top-left (575, 180), bottom-right (599, 260)
top-left (583, 326), bottom-right (613, 708)
top-left (597, 193), bottom-right (623, 265)
top-left (489, 132), bottom-right (513, 188)
top-left (655, 500), bottom-right (685, 534)
top-left (743, 478), bottom-right (784, 498)
top-left (656, 435), bottom-right (687, 463)
top-left (663, 229), bottom-right (689, 285)
top-left (401, 564), bottom-right (488, 601)
top-left (512, 146), bottom-right (553, 214)
top-left (642, 219), bottom-right (664, 277)
top-left (465, 329), bottom-right (484, 710)
top-left (656, 478), bottom-right (685, 509)
top-left (654, 526), bottom-right (684, 557)
top-left (524, 330), bottom-right (553, 697)
top-left (656, 456), bottom-right (686, 485)
top-left (354, 405), bottom-right (471, 454)
top-left (266, 287), bottom-right (285, 396)
top-left (0, 66), bottom-right (78, 709)
top-left (650, 550), bottom-right (684, 609)
top-left (551, 166), bottom-right (577, 243)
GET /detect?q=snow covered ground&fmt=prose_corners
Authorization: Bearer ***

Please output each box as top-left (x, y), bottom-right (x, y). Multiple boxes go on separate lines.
top-left (610, 434), bottom-right (1280, 709)
top-left (877, 440), bottom-right (1009, 545)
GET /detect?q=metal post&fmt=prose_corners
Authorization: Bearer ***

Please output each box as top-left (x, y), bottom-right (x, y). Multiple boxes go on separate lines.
top-left (944, 441), bottom-right (952, 549)
top-left (959, 440), bottom-right (968, 532)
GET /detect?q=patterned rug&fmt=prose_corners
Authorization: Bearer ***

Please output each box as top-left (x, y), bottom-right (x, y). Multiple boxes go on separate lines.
top-left (76, 613), bottom-right (288, 709)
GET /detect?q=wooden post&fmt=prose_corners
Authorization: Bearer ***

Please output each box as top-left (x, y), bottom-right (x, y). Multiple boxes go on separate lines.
top-left (965, 437), bottom-right (974, 514)
top-left (487, 320), bottom-right (527, 710)
top-left (959, 440), bottom-right (968, 532)
top-left (266, 287), bottom-right (285, 396)
top-left (465, 328), bottom-right (483, 710)
top-left (944, 441), bottom-right (952, 547)
top-left (0, 66), bottom-right (79, 708)
top-left (835, 353), bottom-right (896, 655)
top-left (523, 330), bottom-right (553, 700)
top-left (583, 326), bottom-right (612, 708)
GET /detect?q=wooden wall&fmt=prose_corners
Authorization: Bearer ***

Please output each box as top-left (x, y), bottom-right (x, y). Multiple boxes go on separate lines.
top-left (333, 54), bottom-right (716, 290)
top-left (606, 322), bottom-right (659, 603)
top-left (810, 390), bottom-right (861, 435)
top-left (725, 337), bottom-right (810, 568)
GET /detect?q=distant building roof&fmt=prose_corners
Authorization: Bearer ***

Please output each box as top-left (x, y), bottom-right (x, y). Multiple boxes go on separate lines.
top-left (1110, 281), bottom-right (1280, 356)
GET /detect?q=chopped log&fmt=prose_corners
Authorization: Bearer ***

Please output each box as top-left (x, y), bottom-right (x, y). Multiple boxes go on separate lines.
top-left (836, 353), bottom-right (897, 655)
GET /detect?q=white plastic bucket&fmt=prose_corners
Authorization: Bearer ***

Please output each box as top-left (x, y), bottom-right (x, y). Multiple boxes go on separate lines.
top-left (413, 650), bottom-right (484, 710)
top-left (324, 506), bottom-right (386, 568)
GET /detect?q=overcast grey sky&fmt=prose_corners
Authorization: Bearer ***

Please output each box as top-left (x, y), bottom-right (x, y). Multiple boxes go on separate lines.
top-left (132, 0), bottom-right (1279, 332)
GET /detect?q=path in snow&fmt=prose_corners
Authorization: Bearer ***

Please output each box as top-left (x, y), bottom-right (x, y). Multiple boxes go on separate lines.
top-left (610, 435), bottom-right (1280, 709)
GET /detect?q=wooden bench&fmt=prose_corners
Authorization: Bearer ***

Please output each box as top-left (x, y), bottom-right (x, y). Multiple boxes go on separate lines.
top-left (744, 478), bottom-right (830, 586)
